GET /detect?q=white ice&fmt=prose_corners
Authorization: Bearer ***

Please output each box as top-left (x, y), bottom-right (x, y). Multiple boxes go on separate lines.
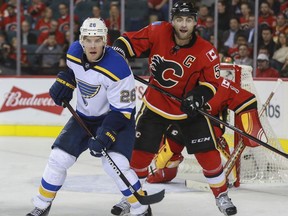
top-left (1, 136), bottom-right (287, 216)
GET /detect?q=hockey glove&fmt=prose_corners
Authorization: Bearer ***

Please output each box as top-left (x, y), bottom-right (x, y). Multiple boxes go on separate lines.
top-left (49, 71), bottom-right (76, 106)
top-left (88, 127), bottom-right (117, 157)
top-left (181, 94), bottom-right (205, 117)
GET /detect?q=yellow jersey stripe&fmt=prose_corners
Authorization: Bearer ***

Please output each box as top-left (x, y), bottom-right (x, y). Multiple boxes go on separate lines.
top-left (199, 81), bottom-right (217, 95)
top-left (123, 112), bottom-right (132, 120)
top-left (119, 36), bottom-right (135, 57)
top-left (67, 54), bottom-right (82, 63)
top-left (94, 65), bottom-right (120, 81)
top-left (235, 97), bottom-right (257, 114)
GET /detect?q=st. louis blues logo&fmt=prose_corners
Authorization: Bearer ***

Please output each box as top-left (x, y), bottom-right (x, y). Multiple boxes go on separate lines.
top-left (150, 55), bottom-right (183, 88)
top-left (76, 79), bottom-right (101, 105)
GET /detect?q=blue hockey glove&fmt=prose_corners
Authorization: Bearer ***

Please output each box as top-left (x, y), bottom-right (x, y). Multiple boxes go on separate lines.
top-left (181, 94), bottom-right (205, 117)
top-left (88, 127), bottom-right (117, 157)
top-left (49, 71), bottom-right (76, 106)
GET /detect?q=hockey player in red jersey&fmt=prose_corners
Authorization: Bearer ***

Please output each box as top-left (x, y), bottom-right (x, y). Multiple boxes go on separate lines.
top-left (147, 72), bottom-right (268, 187)
top-left (111, 1), bottom-right (247, 215)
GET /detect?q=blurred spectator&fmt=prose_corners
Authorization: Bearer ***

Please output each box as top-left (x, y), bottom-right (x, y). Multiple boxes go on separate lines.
top-left (234, 43), bottom-right (253, 67)
top-left (21, 20), bottom-right (37, 45)
top-left (273, 13), bottom-right (288, 42)
top-left (91, 5), bottom-right (102, 19)
top-left (147, 0), bottom-right (168, 23)
top-left (57, 3), bottom-right (79, 33)
top-left (227, 32), bottom-right (252, 60)
top-left (244, 15), bottom-right (256, 46)
top-left (34, 7), bottom-right (53, 32)
top-left (227, 0), bottom-right (242, 18)
top-left (10, 36), bottom-right (29, 66)
top-left (2, 36), bottom-right (29, 68)
top-left (258, 25), bottom-right (276, 58)
top-left (0, 32), bottom-right (9, 64)
top-left (222, 17), bottom-right (243, 49)
top-left (35, 32), bottom-right (63, 69)
top-left (37, 19), bottom-right (65, 45)
top-left (215, 0), bottom-right (230, 32)
top-left (239, 2), bottom-right (252, 30)
top-left (105, 2), bottom-right (121, 46)
top-left (0, 40), bottom-right (13, 67)
top-left (0, 0), bottom-right (24, 18)
top-left (266, 0), bottom-right (281, 16)
top-left (280, 55), bottom-right (288, 77)
top-left (59, 30), bottom-right (74, 68)
top-left (208, 34), bottom-right (216, 46)
top-left (105, 2), bottom-right (121, 30)
top-left (256, 53), bottom-right (279, 77)
top-left (271, 32), bottom-right (288, 71)
top-left (197, 4), bottom-right (210, 27)
top-left (73, 19), bottom-right (81, 40)
top-left (202, 15), bottom-right (214, 41)
top-left (1, 4), bottom-right (25, 32)
top-left (227, 33), bottom-right (250, 60)
top-left (28, 0), bottom-right (46, 25)
top-left (281, 1), bottom-right (288, 18)
top-left (258, 45), bottom-right (270, 57)
top-left (258, 1), bottom-right (276, 28)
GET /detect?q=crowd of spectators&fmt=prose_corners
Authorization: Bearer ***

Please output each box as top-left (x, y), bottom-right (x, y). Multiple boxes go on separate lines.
top-left (0, 0), bottom-right (287, 77)
top-left (191, 0), bottom-right (288, 78)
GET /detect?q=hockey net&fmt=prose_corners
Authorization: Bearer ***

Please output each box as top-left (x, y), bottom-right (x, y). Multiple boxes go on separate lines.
top-left (179, 63), bottom-right (288, 184)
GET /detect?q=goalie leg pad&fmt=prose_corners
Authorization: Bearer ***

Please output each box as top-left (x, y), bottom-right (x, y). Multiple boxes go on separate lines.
top-left (147, 154), bottom-right (184, 183)
top-left (130, 150), bottom-right (154, 178)
top-left (236, 108), bottom-right (268, 147)
top-left (147, 167), bottom-right (178, 183)
top-left (154, 139), bottom-right (174, 169)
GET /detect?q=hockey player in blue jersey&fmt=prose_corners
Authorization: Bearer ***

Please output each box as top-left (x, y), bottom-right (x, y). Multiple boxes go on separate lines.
top-left (26, 18), bottom-right (152, 216)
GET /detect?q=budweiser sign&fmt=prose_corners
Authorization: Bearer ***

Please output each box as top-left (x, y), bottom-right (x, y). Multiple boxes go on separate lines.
top-left (0, 86), bottom-right (64, 115)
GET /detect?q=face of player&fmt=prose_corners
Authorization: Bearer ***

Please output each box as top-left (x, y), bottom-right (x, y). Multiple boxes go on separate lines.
top-left (82, 36), bottom-right (105, 62)
top-left (172, 16), bottom-right (197, 46)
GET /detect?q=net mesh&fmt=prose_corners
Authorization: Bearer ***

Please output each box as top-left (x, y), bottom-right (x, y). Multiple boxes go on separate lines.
top-left (179, 64), bottom-right (288, 184)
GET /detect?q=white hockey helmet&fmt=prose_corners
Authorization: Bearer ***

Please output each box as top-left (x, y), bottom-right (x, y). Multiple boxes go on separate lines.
top-left (79, 18), bottom-right (108, 47)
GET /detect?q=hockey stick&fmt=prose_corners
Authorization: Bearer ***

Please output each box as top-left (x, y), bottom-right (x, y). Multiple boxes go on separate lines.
top-left (186, 78), bottom-right (283, 190)
top-left (134, 74), bottom-right (288, 159)
top-left (63, 100), bottom-right (165, 205)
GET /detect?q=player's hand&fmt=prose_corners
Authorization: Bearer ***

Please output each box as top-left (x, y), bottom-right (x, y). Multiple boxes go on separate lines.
top-left (181, 94), bottom-right (204, 117)
top-left (88, 127), bottom-right (117, 157)
top-left (49, 71), bottom-right (76, 107)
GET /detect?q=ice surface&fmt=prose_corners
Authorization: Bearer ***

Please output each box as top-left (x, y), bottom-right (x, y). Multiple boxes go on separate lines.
top-left (1, 136), bottom-right (287, 216)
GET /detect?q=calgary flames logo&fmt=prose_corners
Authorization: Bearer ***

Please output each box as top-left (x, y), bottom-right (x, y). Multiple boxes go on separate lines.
top-left (150, 55), bottom-right (183, 88)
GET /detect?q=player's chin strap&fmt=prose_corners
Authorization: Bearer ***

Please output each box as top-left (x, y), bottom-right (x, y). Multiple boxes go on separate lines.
top-left (62, 100), bottom-right (165, 205)
top-left (134, 74), bottom-right (288, 159)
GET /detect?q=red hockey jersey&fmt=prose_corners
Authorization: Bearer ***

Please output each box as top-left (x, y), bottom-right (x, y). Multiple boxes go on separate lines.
top-left (119, 21), bottom-right (221, 120)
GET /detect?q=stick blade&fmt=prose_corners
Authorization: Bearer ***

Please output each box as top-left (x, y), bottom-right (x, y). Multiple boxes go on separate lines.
top-left (136, 189), bottom-right (165, 205)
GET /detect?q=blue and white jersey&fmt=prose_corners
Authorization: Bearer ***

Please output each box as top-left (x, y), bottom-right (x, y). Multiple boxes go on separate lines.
top-left (66, 41), bottom-right (136, 121)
